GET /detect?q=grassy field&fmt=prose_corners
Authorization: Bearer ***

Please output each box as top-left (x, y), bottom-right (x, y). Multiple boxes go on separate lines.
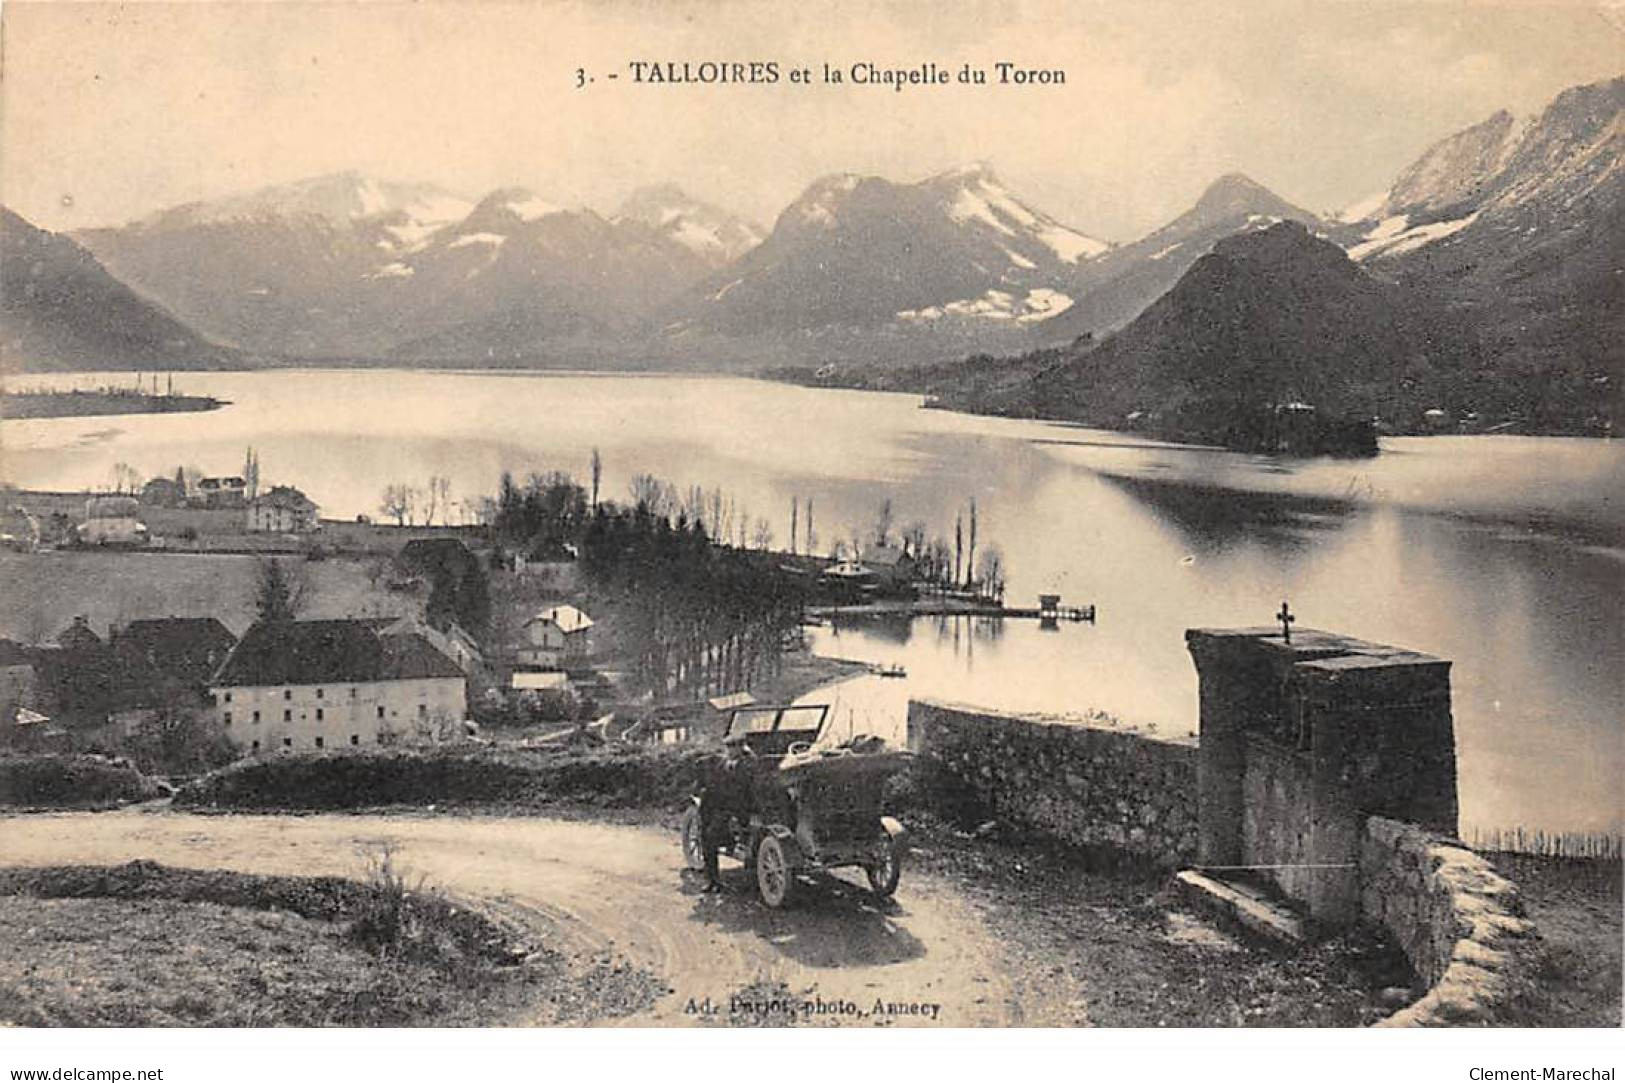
top-left (0, 549), bottom-right (418, 641)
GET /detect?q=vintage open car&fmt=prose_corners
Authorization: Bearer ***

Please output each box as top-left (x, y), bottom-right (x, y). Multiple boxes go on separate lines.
top-left (680, 703), bottom-right (912, 908)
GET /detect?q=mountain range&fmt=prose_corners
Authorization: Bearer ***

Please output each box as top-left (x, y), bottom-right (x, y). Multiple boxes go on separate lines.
top-left (2, 75), bottom-right (1619, 430)
top-left (0, 207), bottom-right (232, 372)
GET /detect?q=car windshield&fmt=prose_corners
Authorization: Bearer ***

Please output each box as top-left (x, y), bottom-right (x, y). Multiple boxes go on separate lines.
top-left (724, 704), bottom-right (829, 752)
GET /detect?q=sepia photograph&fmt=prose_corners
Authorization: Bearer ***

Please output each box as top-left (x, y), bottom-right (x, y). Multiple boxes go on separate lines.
top-left (0, 0), bottom-right (1619, 1073)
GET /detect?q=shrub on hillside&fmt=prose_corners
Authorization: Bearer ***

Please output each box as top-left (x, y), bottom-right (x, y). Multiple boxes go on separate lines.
top-left (173, 743), bottom-right (715, 812)
top-left (0, 754), bottom-right (166, 809)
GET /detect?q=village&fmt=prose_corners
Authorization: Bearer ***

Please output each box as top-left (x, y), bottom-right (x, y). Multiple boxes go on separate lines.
top-left (0, 449), bottom-right (1029, 774)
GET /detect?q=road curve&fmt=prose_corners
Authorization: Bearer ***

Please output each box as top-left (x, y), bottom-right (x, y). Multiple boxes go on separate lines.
top-left (0, 809), bottom-right (1052, 1026)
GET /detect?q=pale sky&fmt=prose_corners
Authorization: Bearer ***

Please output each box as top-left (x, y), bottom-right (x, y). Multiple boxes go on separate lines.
top-left (1, 0), bottom-right (1620, 240)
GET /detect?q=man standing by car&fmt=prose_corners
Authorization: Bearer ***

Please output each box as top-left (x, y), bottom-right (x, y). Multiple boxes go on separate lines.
top-left (699, 732), bottom-right (755, 891)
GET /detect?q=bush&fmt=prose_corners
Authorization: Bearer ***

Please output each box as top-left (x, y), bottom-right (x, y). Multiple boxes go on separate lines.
top-left (174, 743), bottom-right (714, 812)
top-left (0, 754), bottom-right (166, 809)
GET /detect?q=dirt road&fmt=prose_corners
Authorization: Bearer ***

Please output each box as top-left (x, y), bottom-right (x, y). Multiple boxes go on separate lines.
top-left (0, 809), bottom-right (1057, 1026)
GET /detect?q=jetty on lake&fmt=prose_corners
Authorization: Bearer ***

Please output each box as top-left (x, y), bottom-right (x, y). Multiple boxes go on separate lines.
top-left (808, 593), bottom-right (1096, 624)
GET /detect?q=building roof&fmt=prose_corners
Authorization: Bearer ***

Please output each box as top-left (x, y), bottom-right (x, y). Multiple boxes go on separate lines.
top-left (399, 536), bottom-right (479, 569)
top-left (212, 619), bottom-right (464, 687)
top-left (512, 671), bottom-right (570, 691)
top-left (380, 633), bottom-right (465, 680)
top-left (526, 605), bottom-right (593, 634)
top-left (55, 618), bottom-right (103, 651)
top-left (252, 485), bottom-right (317, 512)
top-left (213, 620), bottom-right (386, 686)
top-left (708, 692), bottom-right (756, 711)
top-left (113, 617), bottom-right (236, 687)
top-left (0, 639), bottom-right (34, 668)
top-left (860, 544), bottom-right (912, 568)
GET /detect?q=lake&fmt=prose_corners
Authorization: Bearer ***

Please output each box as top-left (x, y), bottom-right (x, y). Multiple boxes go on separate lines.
top-left (3, 368), bottom-right (1621, 838)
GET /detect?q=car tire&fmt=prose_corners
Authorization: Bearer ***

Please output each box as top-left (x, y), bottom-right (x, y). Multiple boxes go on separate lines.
top-left (756, 834), bottom-right (797, 909)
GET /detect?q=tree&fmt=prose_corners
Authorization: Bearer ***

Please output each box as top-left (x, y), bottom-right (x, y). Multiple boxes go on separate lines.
top-left (379, 483), bottom-right (415, 526)
top-left (789, 497), bottom-right (798, 556)
top-left (805, 497), bottom-right (816, 556)
top-left (873, 497), bottom-right (894, 547)
top-left (110, 462), bottom-right (141, 494)
top-left (629, 473), bottom-right (672, 515)
top-left (965, 498), bottom-right (978, 590)
top-left (752, 517), bottom-right (774, 551)
top-left (590, 448), bottom-right (602, 510)
top-left (975, 546), bottom-right (1006, 602)
top-left (424, 475), bottom-right (451, 525)
top-left (902, 521), bottom-right (926, 558)
top-left (954, 513), bottom-right (964, 588)
top-left (255, 558), bottom-right (298, 624)
top-left (243, 447), bottom-right (260, 500)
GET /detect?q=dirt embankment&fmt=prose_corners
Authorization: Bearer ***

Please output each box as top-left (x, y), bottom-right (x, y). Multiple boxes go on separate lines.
top-left (0, 859), bottom-right (659, 1027)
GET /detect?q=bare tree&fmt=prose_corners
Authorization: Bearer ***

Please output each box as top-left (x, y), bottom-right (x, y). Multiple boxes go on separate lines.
top-left (590, 448), bottom-right (602, 511)
top-left (873, 497), bottom-right (894, 547)
top-left (243, 447), bottom-right (260, 500)
top-left (379, 483), bottom-right (415, 526)
top-left (805, 497), bottom-right (816, 555)
top-left (789, 497), bottom-right (798, 556)
top-left (424, 475), bottom-right (451, 525)
top-left (966, 497), bottom-right (978, 591)
top-left (110, 462), bottom-right (141, 494)
top-left (975, 545), bottom-right (1006, 602)
top-left (954, 512), bottom-right (964, 588)
top-left (752, 517), bottom-right (774, 551)
top-left (629, 473), bottom-right (672, 514)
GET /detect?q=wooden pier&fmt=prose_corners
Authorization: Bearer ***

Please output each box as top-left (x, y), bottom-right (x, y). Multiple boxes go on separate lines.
top-left (807, 597), bottom-right (1096, 623)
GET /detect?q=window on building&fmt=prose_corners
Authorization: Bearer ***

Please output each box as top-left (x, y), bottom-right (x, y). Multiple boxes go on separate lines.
top-left (283, 689), bottom-right (292, 701)
top-left (316, 688), bottom-right (324, 700)
top-left (253, 710), bottom-right (261, 723)
top-left (314, 736), bottom-right (324, 749)
top-left (377, 705), bottom-right (386, 719)
top-left (350, 735), bottom-right (360, 746)
top-left (418, 704), bottom-right (428, 719)
top-left (316, 708), bottom-right (324, 722)
top-left (283, 709), bottom-right (292, 722)
top-left (252, 740), bottom-right (260, 752)
top-left (223, 712), bottom-right (232, 726)
top-left (224, 692), bottom-right (232, 703)
top-left (283, 737), bottom-right (292, 748)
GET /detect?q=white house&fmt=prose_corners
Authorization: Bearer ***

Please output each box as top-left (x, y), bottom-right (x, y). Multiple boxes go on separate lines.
top-left (247, 486), bottom-right (319, 533)
top-left (517, 605), bottom-right (593, 669)
top-left (210, 619), bottom-right (467, 753)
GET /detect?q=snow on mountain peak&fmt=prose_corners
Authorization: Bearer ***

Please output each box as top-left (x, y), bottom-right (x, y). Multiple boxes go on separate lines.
top-left (939, 169), bottom-right (1107, 262)
top-left (617, 184), bottom-right (765, 262)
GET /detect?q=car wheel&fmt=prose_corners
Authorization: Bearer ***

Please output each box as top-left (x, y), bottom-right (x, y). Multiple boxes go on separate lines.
top-left (679, 805), bottom-right (706, 871)
top-left (866, 834), bottom-right (903, 897)
top-left (756, 834), bottom-right (796, 909)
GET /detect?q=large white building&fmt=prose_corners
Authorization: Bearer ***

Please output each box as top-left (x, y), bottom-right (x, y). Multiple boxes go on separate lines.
top-left (210, 619), bottom-right (466, 753)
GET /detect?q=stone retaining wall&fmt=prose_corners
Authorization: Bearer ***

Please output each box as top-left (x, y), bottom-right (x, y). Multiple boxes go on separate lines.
top-left (906, 700), bottom-right (1198, 865)
top-left (1361, 816), bottom-right (1539, 1026)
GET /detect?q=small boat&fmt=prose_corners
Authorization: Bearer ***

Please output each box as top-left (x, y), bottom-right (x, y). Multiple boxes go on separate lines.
top-left (876, 663), bottom-right (907, 679)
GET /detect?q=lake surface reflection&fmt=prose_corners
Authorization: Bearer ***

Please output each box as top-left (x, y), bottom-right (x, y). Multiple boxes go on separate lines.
top-left (4, 369), bottom-right (1621, 837)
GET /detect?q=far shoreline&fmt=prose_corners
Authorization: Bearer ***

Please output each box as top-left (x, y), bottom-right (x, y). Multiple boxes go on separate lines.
top-left (1, 389), bottom-right (228, 421)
